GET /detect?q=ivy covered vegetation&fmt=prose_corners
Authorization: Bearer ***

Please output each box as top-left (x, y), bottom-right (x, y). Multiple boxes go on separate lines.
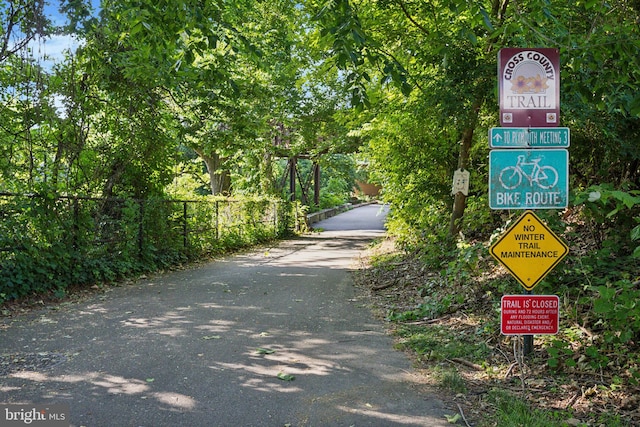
top-left (1, 0), bottom-right (639, 423)
top-left (0, 193), bottom-right (302, 302)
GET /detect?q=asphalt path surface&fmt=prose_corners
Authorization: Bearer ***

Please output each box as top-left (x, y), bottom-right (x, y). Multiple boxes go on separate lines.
top-left (1, 204), bottom-right (450, 426)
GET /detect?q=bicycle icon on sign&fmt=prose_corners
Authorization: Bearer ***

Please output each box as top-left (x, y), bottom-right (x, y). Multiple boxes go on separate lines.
top-left (499, 155), bottom-right (559, 190)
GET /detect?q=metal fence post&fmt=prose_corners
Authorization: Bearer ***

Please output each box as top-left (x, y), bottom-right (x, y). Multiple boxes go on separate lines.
top-left (138, 199), bottom-right (145, 258)
top-left (183, 201), bottom-right (188, 249)
top-left (273, 201), bottom-right (278, 233)
top-left (72, 197), bottom-right (80, 252)
top-left (215, 200), bottom-right (219, 240)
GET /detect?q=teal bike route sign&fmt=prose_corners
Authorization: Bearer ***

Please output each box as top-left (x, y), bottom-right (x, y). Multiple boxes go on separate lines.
top-left (489, 149), bottom-right (568, 209)
top-left (490, 127), bottom-right (570, 148)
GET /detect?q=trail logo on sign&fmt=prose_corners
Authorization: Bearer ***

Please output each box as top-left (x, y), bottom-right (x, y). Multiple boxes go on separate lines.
top-left (499, 48), bottom-right (560, 127)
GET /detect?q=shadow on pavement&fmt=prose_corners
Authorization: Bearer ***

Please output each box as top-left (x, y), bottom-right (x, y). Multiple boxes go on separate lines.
top-left (0, 205), bottom-right (449, 426)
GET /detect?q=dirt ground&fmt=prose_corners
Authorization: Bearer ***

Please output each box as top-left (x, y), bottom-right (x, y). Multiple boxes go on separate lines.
top-left (352, 237), bottom-right (640, 427)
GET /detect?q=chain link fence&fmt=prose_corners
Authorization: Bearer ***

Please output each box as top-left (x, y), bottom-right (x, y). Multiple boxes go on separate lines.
top-left (0, 193), bottom-right (304, 301)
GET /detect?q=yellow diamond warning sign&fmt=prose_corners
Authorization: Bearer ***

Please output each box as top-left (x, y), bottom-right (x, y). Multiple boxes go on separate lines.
top-left (490, 210), bottom-right (569, 291)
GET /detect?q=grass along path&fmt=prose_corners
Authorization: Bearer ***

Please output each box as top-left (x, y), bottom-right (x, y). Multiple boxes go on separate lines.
top-left (353, 237), bottom-right (638, 427)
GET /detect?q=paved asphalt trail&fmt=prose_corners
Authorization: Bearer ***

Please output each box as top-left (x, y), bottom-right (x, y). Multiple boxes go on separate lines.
top-left (1, 204), bottom-right (450, 426)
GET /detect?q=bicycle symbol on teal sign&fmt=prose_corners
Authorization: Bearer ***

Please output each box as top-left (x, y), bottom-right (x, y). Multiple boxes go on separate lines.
top-left (499, 155), bottom-right (559, 190)
top-left (489, 149), bottom-right (568, 210)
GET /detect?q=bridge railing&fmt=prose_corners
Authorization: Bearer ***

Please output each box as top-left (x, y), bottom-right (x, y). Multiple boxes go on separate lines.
top-left (0, 193), bottom-right (304, 301)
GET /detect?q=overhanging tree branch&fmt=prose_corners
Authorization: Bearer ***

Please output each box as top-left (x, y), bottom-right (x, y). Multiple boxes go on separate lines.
top-left (1, 0), bottom-right (48, 62)
top-left (395, 0), bottom-right (429, 36)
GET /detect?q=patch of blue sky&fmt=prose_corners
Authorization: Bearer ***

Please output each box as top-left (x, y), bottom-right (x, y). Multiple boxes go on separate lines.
top-left (33, 0), bottom-right (101, 68)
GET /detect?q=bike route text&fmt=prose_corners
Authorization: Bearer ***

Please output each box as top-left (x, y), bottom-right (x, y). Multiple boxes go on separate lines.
top-left (494, 191), bottom-right (562, 207)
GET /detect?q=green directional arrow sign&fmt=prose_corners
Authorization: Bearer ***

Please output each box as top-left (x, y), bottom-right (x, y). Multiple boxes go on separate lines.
top-left (490, 127), bottom-right (570, 148)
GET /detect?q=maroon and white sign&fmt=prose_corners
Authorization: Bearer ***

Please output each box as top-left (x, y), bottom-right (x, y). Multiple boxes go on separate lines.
top-left (501, 295), bottom-right (559, 335)
top-left (499, 48), bottom-right (560, 127)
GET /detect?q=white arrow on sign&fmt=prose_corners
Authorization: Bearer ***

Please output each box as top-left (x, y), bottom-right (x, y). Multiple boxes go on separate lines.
top-left (489, 127), bottom-right (570, 148)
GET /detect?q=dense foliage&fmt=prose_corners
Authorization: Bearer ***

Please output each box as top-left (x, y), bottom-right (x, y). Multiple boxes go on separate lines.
top-left (1, 0), bottom-right (639, 418)
top-left (312, 0), bottom-right (639, 241)
top-left (311, 0), bottom-right (640, 421)
top-left (1, 0), bottom-right (357, 296)
top-left (0, 193), bottom-right (302, 302)
top-left (1, 0), bottom-right (360, 198)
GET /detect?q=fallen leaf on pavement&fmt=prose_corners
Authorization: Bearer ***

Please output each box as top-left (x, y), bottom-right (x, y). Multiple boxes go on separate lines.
top-left (277, 372), bottom-right (295, 381)
top-left (202, 335), bottom-right (221, 340)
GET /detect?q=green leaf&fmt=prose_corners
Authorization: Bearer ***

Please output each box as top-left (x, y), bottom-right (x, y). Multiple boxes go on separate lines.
top-left (480, 8), bottom-right (493, 31)
top-left (130, 22), bottom-right (142, 36)
top-left (277, 372), bottom-right (295, 381)
top-left (351, 28), bottom-right (366, 45)
top-left (202, 335), bottom-right (221, 340)
top-left (585, 0), bottom-right (598, 9)
top-left (595, 285), bottom-right (617, 300)
top-left (256, 348), bottom-right (276, 355)
top-left (610, 190), bottom-right (640, 209)
top-left (445, 413), bottom-right (461, 424)
top-left (593, 298), bottom-right (614, 314)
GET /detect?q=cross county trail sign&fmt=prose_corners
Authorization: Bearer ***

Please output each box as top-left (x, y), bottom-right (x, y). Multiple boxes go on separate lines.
top-left (499, 48), bottom-right (560, 127)
top-left (490, 211), bottom-right (569, 291)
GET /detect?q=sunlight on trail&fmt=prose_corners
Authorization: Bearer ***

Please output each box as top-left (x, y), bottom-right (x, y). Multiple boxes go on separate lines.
top-left (9, 371), bottom-right (196, 410)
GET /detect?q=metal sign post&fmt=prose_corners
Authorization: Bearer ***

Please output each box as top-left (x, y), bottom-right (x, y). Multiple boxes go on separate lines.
top-left (491, 48), bottom-right (568, 356)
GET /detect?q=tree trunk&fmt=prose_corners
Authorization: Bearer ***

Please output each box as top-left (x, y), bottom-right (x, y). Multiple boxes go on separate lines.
top-left (194, 148), bottom-right (231, 196)
top-left (102, 160), bottom-right (126, 199)
top-left (313, 162), bottom-right (320, 206)
top-left (260, 149), bottom-right (276, 195)
top-left (448, 96), bottom-right (484, 236)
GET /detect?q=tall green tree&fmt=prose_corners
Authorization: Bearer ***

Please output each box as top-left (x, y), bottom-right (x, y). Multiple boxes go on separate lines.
top-left (0, 0), bottom-right (54, 192)
top-left (77, 0), bottom-right (310, 196)
top-left (312, 0), bottom-right (640, 240)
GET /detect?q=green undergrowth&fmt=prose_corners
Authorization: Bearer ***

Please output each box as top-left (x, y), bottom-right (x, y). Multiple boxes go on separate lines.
top-left (485, 389), bottom-right (624, 427)
top-left (368, 236), bottom-right (638, 425)
top-left (362, 189), bottom-right (640, 426)
top-left (393, 324), bottom-right (491, 364)
top-left (0, 194), bottom-right (302, 305)
top-left (490, 388), bottom-right (627, 427)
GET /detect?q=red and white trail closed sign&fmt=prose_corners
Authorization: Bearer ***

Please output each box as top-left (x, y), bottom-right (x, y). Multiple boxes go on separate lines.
top-left (501, 295), bottom-right (559, 335)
